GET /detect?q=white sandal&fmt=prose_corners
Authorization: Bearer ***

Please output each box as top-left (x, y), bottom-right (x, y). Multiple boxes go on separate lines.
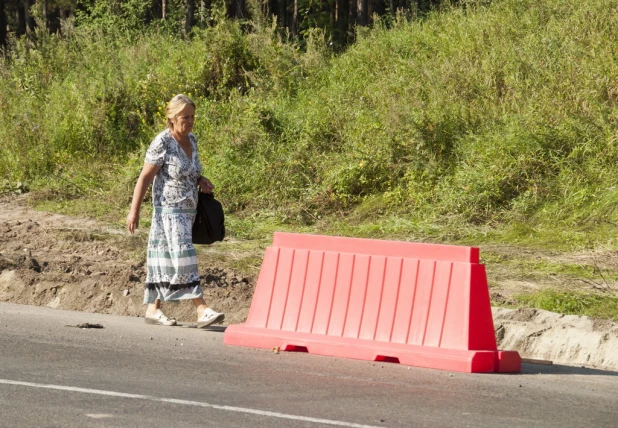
top-left (197, 308), bottom-right (225, 328)
top-left (145, 309), bottom-right (177, 326)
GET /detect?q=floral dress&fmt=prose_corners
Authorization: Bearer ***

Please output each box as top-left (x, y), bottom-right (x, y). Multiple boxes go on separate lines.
top-left (143, 129), bottom-right (203, 304)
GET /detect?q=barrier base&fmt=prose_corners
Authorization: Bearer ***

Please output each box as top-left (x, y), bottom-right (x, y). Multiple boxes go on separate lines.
top-left (225, 324), bottom-right (521, 373)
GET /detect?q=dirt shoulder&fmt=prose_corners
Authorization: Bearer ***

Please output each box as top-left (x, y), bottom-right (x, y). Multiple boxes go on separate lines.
top-left (0, 195), bottom-right (255, 325)
top-left (1, 195), bottom-right (617, 371)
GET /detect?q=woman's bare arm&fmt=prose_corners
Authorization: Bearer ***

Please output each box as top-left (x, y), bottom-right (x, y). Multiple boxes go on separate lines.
top-left (126, 163), bottom-right (161, 235)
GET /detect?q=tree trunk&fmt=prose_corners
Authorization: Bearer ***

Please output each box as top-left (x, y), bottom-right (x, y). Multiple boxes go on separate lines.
top-left (16, 5), bottom-right (21, 35)
top-left (267, 0), bottom-right (276, 19)
top-left (23, 0), bottom-right (33, 32)
top-left (230, 0), bottom-right (245, 19)
top-left (0, 0), bottom-right (6, 48)
top-left (336, 0), bottom-right (349, 44)
top-left (348, 0), bottom-right (355, 31)
top-left (291, 0), bottom-right (297, 36)
top-left (199, 0), bottom-right (205, 23)
top-left (162, 0), bottom-right (166, 20)
top-left (185, 0), bottom-right (194, 35)
top-left (278, 0), bottom-right (286, 32)
top-left (356, 0), bottom-right (367, 26)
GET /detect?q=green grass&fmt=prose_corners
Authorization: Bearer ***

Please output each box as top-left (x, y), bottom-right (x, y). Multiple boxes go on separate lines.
top-left (511, 290), bottom-right (618, 321)
top-left (482, 251), bottom-right (618, 281)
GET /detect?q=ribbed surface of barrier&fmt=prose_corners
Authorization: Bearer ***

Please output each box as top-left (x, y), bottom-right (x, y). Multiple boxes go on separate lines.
top-left (224, 233), bottom-right (521, 373)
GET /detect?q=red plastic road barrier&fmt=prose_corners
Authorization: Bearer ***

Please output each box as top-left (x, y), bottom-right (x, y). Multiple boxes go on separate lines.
top-left (224, 233), bottom-right (521, 373)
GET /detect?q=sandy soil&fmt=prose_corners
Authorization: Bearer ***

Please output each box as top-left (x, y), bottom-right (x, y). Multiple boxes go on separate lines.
top-left (0, 195), bottom-right (255, 326)
top-left (1, 195), bottom-right (617, 371)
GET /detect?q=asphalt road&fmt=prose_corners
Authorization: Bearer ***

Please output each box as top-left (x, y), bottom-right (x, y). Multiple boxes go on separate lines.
top-left (0, 302), bottom-right (616, 428)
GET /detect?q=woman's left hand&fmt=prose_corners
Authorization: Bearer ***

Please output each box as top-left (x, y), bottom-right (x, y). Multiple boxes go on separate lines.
top-left (198, 176), bottom-right (214, 194)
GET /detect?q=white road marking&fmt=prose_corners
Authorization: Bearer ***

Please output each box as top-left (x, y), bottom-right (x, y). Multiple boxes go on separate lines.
top-left (86, 414), bottom-right (114, 419)
top-left (0, 379), bottom-right (381, 428)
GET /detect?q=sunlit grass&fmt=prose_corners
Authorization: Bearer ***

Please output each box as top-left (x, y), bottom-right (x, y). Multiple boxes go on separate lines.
top-left (511, 290), bottom-right (618, 321)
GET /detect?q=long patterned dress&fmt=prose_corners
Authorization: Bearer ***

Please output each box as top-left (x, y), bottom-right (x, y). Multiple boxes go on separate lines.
top-left (143, 129), bottom-right (203, 304)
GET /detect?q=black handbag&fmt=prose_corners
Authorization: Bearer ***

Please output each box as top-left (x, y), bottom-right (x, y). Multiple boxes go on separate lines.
top-left (192, 191), bottom-right (225, 245)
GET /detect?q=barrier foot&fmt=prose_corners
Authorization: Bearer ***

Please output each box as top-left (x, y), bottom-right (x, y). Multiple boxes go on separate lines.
top-left (225, 325), bottom-right (520, 373)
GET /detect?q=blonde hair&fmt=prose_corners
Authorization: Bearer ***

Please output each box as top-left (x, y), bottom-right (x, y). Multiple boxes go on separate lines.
top-left (166, 94), bottom-right (196, 130)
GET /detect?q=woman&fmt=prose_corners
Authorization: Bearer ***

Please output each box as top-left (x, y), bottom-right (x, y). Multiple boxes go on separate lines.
top-left (126, 94), bottom-right (225, 328)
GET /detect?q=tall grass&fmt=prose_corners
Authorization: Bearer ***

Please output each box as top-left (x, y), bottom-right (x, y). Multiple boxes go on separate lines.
top-left (272, 0), bottom-right (618, 230)
top-left (1, 0), bottom-right (618, 247)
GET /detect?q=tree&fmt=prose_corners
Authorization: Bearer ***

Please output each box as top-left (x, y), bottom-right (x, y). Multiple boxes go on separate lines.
top-left (22, 0), bottom-right (33, 32)
top-left (291, 0), bottom-right (296, 36)
top-left (1, 0), bottom-right (451, 48)
top-left (356, 0), bottom-right (366, 26)
top-left (185, 0), bottom-right (194, 34)
top-left (334, 0), bottom-right (349, 44)
top-left (227, 0), bottom-right (246, 19)
top-left (0, 0), bottom-right (6, 47)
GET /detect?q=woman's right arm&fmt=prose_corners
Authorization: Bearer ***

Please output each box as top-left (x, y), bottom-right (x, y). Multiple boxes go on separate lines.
top-left (126, 163), bottom-right (161, 235)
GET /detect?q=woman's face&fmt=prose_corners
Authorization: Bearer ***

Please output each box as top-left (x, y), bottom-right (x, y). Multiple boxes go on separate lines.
top-left (172, 104), bottom-right (195, 136)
